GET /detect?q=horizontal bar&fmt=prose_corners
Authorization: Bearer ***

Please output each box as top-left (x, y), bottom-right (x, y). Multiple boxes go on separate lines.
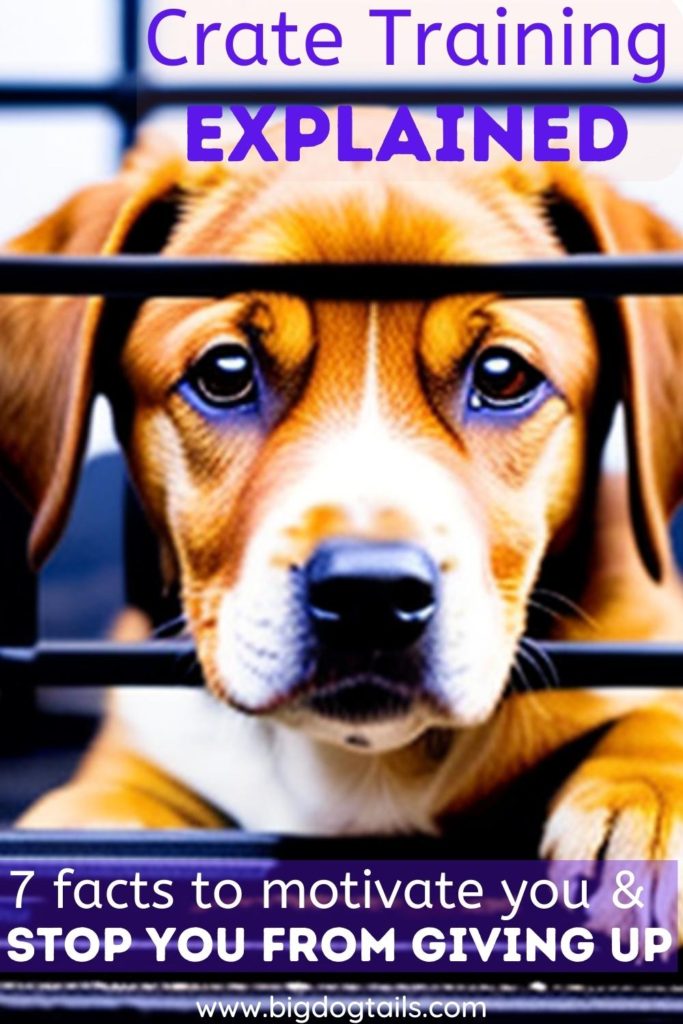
top-left (2, 81), bottom-right (683, 112)
top-left (2, 254), bottom-right (683, 299)
top-left (0, 984), bottom-right (679, 1020)
top-left (0, 829), bottom-right (452, 856)
top-left (0, 641), bottom-right (201, 688)
top-left (0, 641), bottom-right (681, 688)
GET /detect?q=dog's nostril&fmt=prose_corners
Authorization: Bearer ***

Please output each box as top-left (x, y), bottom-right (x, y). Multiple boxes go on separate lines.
top-left (393, 577), bottom-right (436, 621)
top-left (308, 579), bottom-right (361, 622)
top-left (305, 539), bottom-right (438, 652)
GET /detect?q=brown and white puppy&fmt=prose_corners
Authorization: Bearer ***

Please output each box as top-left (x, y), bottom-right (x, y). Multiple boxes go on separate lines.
top-left (3, 115), bottom-right (683, 863)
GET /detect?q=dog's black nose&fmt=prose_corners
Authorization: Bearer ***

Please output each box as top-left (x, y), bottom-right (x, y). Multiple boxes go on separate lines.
top-left (305, 540), bottom-right (438, 652)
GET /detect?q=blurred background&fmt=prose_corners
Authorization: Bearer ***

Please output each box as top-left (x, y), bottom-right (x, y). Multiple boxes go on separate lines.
top-left (1, 0), bottom-right (683, 822)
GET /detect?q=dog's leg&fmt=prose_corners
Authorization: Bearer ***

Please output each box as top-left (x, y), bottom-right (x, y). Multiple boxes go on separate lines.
top-left (540, 703), bottom-right (683, 861)
top-left (540, 704), bottom-right (683, 936)
top-left (16, 729), bottom-right (226, 829)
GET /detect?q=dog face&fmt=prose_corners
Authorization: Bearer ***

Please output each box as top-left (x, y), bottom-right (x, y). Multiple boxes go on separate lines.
top-left (119, 176), bottom-right (598, 751)
top-left (2, 119), bottom-right (683, 755)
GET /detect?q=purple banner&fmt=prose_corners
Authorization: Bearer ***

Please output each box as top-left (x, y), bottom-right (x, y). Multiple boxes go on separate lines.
top-left (0, 859), bottom-right (676, 974)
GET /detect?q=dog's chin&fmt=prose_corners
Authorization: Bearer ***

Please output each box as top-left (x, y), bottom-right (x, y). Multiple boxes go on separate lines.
top-left (281, 682), bottom-right (440, 753)
top-left (268, 667), bottom-right (451, 753)
top-left (303, 673), bottom-right (418, 722)
top-left (207, 606), bottom-right (515, 752)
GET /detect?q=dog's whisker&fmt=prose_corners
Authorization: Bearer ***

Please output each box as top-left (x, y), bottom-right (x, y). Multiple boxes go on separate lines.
top-left (181, 654), bottom-right (201, 681)
top-left (509, 659), bottom-right (548, 724)
top-left (512, 648), bottom-right (539, 692)
top-left (532, 588), bottom-right (598, 632)
top-left (521, 635), bottom-right (561, 689)
top-left (527, 597), bottom-right (568, 627)
top-left (520, 634), bottom-right (557, 692)
top-left (150, 613), bottom-right (189, 639)
top-left (518, 637), bottom-right (559, 691)
top-left (509, 648), bottom-right (557, 724)
top-left (509, 649), bottom-right (535, 695)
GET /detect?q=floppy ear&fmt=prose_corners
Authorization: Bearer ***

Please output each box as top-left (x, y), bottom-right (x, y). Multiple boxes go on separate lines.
top-left (0, 135), bottom-right (190, 568)
top-left (533, 165), bottom-right (683, 582)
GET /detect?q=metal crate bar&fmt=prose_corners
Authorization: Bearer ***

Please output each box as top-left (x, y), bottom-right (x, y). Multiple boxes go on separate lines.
top-left (120, 0), bottom-right (141, 148)
top-left (0, 984), bottom-right (679, 1022)
top-left (1, 81), bottom-right (683, 112)
top-left (2, 253), bottom-right (683, 300)
top-left (0, 641), bottom-right (681, 689)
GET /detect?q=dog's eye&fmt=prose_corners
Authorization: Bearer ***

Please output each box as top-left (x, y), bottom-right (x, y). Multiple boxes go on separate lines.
top-left (469, 347), bottom-right (545, 411)
top-left (186, 344), bottom-right (257, 408)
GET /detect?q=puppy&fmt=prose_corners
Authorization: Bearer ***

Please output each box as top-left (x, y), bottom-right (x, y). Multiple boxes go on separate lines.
top-left (3, 114), bottom-right (683, 868)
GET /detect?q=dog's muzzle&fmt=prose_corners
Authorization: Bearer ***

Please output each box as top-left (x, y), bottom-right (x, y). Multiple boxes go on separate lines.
top-left (301, 539), bottom-right (438, 721)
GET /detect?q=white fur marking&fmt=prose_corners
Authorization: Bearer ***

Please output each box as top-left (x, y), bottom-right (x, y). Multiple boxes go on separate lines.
top-left (359, 302), bottom-right (381, 427)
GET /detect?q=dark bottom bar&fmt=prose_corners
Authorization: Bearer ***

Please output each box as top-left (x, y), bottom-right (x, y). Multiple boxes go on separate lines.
top-left (0, 983), bottom-right (679, 1021)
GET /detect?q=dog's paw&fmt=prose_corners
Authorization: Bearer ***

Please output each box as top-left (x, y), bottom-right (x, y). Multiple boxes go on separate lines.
top-left (540, 756), bottom-right (683, 941)
top-left (540, 756), bottom-right (683, 862)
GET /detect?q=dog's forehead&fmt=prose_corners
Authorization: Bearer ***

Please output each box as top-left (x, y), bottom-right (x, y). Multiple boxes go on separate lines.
top-left (127, 154), bottom-right (594, 397)
top-left (167, 160), bottom-right (561, 265)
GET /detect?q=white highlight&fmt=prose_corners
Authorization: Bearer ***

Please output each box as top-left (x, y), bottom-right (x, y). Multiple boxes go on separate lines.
top-left (601, 404), bottom-right (627, 474)
top-left (86, 397), bottom-right (118, 460)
